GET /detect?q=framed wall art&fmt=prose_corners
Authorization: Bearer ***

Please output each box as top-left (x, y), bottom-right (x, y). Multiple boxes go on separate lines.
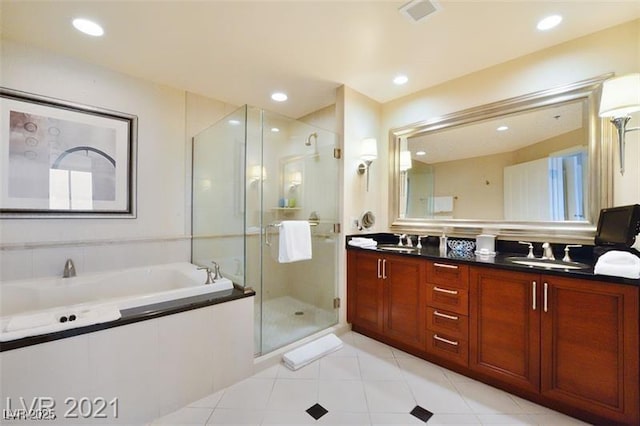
top-left (0, 87), bottom-right (137, 218)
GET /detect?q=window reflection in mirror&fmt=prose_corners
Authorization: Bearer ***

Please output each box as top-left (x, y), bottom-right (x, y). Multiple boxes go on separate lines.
top-left (401, 98), bottom-right (590, 222)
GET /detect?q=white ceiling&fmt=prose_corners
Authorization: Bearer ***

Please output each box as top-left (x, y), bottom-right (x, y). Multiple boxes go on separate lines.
top-left (2, 1), bottom-right (639, 118)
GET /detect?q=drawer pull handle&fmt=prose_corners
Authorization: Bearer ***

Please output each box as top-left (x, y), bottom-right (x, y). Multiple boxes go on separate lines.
top-left (433, 263), bottom-right (459, 270)
top-left (544, 282), bottom-right (548, 313)
top-left (433, 286), bottom-right (458, 295)
top-left (434, 310), bottom-right (459, 321)
top-left (433, 334), bottom-right (459, 346)
top-left (382, 259), bottom-right (387, 279)
top-left (532, 281), bottom-right (537, 311)
top-left (377, 259), bottom-right (381, 279)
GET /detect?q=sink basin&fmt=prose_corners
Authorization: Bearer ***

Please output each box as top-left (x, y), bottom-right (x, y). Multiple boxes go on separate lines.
top-left (506, 257), bottom-right (589, 270)
top-left (377, 245), bottom-right (420, 253)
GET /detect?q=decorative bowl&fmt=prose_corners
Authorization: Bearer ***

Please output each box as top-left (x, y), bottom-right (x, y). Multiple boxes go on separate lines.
top-left (447, 239), bottom-right (476, 253)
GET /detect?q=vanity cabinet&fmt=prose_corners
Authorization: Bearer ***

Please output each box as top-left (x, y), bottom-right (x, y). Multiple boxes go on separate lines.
top-left (470, 266), bottom-right (639, 424)
top-left (540, 275), bottom-right (639, 424)
top-left (425, 261), bottom-right (470, 367)
top-left (347, 250), bottom-right (425, 350)
top-left (469, 267), bottom-right (540, 392)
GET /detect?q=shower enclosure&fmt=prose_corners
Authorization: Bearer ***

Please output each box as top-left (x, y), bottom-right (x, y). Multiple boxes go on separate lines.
top-left (192, 105), bottom-right (340, 355)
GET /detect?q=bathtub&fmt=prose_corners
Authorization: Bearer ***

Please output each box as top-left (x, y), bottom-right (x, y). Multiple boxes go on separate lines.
top-left (0, 262), bottom-right (234, 342)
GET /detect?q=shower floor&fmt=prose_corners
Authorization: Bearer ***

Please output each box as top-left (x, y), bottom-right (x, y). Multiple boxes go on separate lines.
top-left (256, 295), bottom-right (336, 355)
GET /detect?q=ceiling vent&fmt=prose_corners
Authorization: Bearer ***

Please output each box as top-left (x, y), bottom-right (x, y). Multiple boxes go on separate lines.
top-left (399, 0), bottom-right (440, 23)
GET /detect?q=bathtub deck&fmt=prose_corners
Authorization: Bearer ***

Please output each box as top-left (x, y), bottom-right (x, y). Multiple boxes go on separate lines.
top-left (0, 286), bottom-right (255, 352)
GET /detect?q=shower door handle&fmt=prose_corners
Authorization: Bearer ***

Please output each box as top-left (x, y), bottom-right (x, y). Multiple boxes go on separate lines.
top-left (265, 224), bottom-right (277, 246)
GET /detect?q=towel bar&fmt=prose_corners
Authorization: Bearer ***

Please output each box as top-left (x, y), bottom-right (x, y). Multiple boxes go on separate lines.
top-left (265, 221), bottom-right (318, 246)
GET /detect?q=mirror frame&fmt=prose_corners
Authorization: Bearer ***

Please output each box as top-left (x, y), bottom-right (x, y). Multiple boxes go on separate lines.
top-left (389, 74), bottom-right (614, 243)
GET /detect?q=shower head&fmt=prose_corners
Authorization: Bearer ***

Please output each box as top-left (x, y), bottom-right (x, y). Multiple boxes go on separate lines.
top-left (305, 132), bottom-right (318, 147)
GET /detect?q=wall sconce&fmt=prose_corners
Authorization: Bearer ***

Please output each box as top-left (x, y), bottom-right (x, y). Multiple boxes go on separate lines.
top-left (357, 138), bottom-right (378, 191)
top-left (400, 150), bottom-right (412, 172)
top-left (249, 165), bottom-right (267, 184)
top-left (599, 73), bottom-right (640, 175)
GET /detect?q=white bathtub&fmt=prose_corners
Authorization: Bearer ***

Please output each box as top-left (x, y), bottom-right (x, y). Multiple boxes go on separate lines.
top-left (0, 262), bottom-right (234, 341)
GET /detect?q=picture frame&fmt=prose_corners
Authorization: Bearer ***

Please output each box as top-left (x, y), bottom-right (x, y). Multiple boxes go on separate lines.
top-left (0, 87), bottom-right (137, 218)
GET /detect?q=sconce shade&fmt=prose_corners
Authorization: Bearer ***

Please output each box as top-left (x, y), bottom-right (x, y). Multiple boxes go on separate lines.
top-left (599, 73), bottom-right (640, 118)
top-left (250, 165), bottom-right (267, 181)
top-left (361, 138), bottom-right (378, 161)
top-left (400, 150), bottom-right (412, 171)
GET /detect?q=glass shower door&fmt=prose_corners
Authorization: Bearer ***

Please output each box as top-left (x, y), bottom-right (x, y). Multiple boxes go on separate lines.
top-left (258, 111), bottom-right (339, 354)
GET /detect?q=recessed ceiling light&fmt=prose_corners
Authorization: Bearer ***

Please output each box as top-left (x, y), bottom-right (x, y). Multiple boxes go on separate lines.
top-left (72, 18), bottom-right (104, 37)
top-left (497, 125), bottom-right (509, 132)
top-left (393, 74), bottom-right (409, 85)
top-left (271, 92), bottom-right (288, 102)
top-left (271, 127), bottom-right (280, 132)
top-left (416, 151), bottom-right (426, 156)
top-left (537, 15), bottom-right (562, 31)
top-left (228, 119), bottom-right (241, 125)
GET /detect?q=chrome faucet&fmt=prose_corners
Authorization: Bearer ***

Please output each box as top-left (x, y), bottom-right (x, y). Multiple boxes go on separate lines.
top-left (63, 259), bottom-right (76, 278)
top-left (211, 261), bottom-right (222, 280)
top-left (542, 242), bottom-right (555, 260)
top-left (197, 266), bottom-right (214, 284)
top-left (394, 234), bottom-right (407, 246)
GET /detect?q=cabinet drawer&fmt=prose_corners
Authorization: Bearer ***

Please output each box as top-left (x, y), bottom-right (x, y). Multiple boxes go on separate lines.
top-left (426, 283), bottom-right (469, 315)
top-left (426, 307), bottom-right (468, 340)
top-left (425, 330), bottom-right (468, 367)
top-left (426, 261), bottom-right (469, 289)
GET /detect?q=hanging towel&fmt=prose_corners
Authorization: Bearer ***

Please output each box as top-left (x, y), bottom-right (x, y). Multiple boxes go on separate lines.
top-left (278, 220), bottom-right (312, 263)
top-left (432, 196), bottom-right (454, 213)
top-left (283, 333), bottom-right (343, 370)
top-left (594, 251), bottom-right (640, 280)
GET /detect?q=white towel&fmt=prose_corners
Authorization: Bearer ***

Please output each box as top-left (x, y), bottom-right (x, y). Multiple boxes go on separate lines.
top-left (283, 333), bottom-right (343, 370)
top-left (278, 221), bottom-right (312, 263)
top-left (348, 238), bottom-right (378, 249)
top-left (594, 251), bottom-right (640, 280)
top-left (432, 196), bottom-right (454, 213)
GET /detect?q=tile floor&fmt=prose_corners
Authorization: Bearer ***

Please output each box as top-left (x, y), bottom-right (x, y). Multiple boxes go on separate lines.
top-left (152, 331), bottom-right (589, 425)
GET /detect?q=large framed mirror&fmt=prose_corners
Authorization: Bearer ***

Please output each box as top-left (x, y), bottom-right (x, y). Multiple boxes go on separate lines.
top-left (389, 75), bottom-right (614, 243)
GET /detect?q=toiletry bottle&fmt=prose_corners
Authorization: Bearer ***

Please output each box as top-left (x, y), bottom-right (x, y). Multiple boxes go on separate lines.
top-left (439, 232), bottom-right (448, 255)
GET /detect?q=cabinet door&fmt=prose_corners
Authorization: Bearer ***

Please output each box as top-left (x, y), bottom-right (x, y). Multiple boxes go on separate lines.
top-left (383, 255), bottom-right (425, 349)
top-left (470, 267), bottom-right (540, 393)
top-left (541, 276), bottom-right (639, 424)
top-left (347, 250), bottom-right (383, 333)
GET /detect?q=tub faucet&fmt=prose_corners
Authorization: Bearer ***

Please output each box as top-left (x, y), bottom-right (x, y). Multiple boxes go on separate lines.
top-left (197, 266), bottom-right (214, 284)
top-left (63, 259), bottom-right (76, 278)
top-left (211, 261), bottom-right (222, 280)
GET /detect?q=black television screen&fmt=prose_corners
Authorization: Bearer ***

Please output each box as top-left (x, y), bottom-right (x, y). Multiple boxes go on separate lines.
top-left (595, 205), bottom-right (640, 247)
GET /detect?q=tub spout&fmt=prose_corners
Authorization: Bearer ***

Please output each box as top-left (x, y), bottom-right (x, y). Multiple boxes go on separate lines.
top-left (63, 259), bottom-right (76, 278)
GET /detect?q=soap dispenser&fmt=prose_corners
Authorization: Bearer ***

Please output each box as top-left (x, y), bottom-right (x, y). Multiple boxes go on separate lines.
top-left (439, 232), bottom-right (448, 255)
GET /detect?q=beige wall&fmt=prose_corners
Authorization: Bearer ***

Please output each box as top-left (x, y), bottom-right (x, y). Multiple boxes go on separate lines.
top-left (431, 151), bottom-right (514, 220)
top-left (378, 19), bottom-right (640, 228)
top-left (513, 128), bottom-right (586, 164)
top-left (0, 40), bottom-right (233, 280)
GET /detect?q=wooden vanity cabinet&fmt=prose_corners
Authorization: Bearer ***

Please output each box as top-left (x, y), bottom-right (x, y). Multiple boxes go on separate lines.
top-left (469, 267), bottom-right (541, 393)
top-left (470, 266), bottom-right (639, 424)
top-left (540, 275), bottom-right (639, 425)
top-left (347, 250), bottom-right (425, 350)
top-left (425, 261), bottom-right (470, 367)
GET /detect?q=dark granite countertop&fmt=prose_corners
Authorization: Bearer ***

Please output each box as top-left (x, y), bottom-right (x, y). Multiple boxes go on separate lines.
top-left (0, 286), bottom-right (255, 352)
top-left (347, 233), bottom-right (640, 287)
